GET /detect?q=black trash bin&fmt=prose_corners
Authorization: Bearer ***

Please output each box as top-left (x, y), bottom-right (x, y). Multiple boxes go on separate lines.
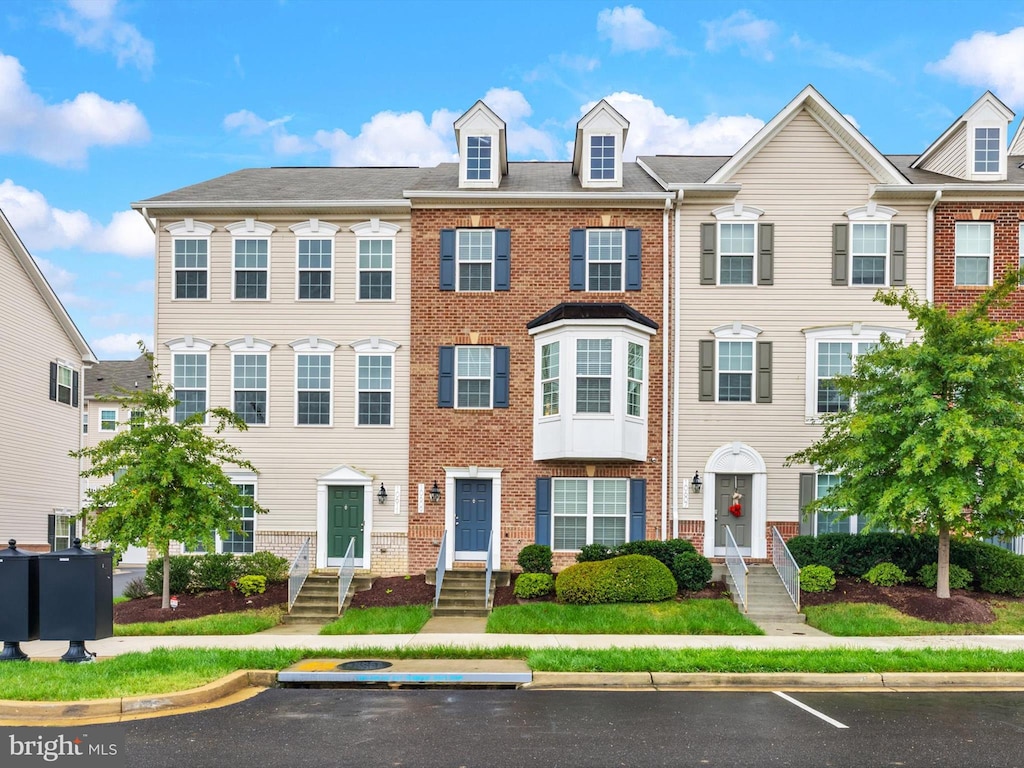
top-left (38, 538), bottom-right (113, 662)
top-left (0, 539), bottom-right (40, 661)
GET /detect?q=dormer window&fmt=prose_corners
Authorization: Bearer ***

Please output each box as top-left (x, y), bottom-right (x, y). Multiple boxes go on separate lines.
top-left (572, 99), bottom-right (629, 189)
top-left (975, 127), bottom-right (1000, 173)
top-left (590, 136), bottom-right (616, 181)
top-left (467, 136), bottom-right (492, 181)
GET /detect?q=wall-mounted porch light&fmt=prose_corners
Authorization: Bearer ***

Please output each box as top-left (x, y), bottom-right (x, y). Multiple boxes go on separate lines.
top-left (429, 481), bottom-right (442, 504)
top-left (691, 471), bottom-right (703, 495)
top-left (377, 483), bottom-right (388, 505)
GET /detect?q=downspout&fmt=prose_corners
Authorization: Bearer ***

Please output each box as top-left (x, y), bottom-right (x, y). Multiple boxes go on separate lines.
top-left (926, 191), bottom-right (942, 303)
top-left (661, 197), bottom-right (670, 540)
top-left (672, 191), bottom-right (683, 539)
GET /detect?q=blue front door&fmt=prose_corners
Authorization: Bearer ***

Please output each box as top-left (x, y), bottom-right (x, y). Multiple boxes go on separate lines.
top-left (455, 479), bottom-right (492, 559)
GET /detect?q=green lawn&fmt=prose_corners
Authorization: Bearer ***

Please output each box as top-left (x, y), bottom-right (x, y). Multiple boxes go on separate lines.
top-left (804, 600), bottom-right (1024, 636)
top-left (486, 599), bottom-right (763, 635)
top-left (114, 607), bottom-right (283, 636)
top-left (320, 605), bottom-right (432, 635)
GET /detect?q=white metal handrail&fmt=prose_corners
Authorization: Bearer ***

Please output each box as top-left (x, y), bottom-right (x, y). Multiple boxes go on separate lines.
top-left (724, 525), bottom-right (748, 613)
top-left (772, 526), bottom-right (801, 611)
top-left (434, 529), bottom-right (447, 609)
top-left (337, 537), bottom-right (356, 615)
top-left (287, 536), bottom-right (311, 611)
top-left (484, 534), bottom-right (494, 610)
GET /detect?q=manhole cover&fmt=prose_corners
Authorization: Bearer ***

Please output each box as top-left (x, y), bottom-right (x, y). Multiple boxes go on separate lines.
top-left (337, 660), bottom-right (393, 671)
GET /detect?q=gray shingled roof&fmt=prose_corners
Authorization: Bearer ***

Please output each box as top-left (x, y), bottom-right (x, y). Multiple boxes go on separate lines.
top-left (406, 162), bottom-right (668, 194)
top-left (86, 355), bottom-right (152, 399)
top-left (636, 156), bottom-right (730, 186)
top-left (136, 167), bottom-right (429, 204)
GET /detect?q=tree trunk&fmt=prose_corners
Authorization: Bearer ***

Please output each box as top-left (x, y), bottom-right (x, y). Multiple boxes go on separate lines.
top-left (161, 545), bottom-right (171, 610)
top-left (936, 524), bottom-right (950, 599)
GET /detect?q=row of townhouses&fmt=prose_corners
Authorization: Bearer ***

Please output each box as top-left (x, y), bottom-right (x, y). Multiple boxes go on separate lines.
top-left (6, 85), bottom-right (1024, 572)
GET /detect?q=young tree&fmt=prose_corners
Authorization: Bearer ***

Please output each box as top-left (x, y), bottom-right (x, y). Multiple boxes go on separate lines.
top-left (787, 271), bottom-right (1024, 598)
top-left (73, 355), bottom-right (266, 609)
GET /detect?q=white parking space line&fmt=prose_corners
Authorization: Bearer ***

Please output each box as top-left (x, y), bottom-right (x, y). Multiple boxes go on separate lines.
top-left (773, 691), bottom-right (850, 729)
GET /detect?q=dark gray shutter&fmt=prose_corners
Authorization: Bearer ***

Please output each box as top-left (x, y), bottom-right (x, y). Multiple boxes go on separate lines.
top-left (756, 341), bottom-right (772, 404)
top-left (758, 222), bottom-right (774, 286)
top-left (440, 229), bottom-right (456, 291)
top-left (699, 339), bottom-right (715, 401)
top-left (700, 223), bottom-right (717, 285)
top-left (629, 478), bottom-right (647, 541)
top-left (799, 473), bottom-right (816, 536)
top-left (72, 371), bottom-right (79, 407)
top-left (625, 228), bottom-right (642, 290)
top-left (493, 346), bottom-right (510, 408)
top-left (535, 477), bottom-right (552, 546)
top-left (495, 229), bottom-right (511, 291)
top-left (569, 229), bottom-right (586, 290)
top-left (69, 518), bottom-right (77, 541)
top-left (438, 346), bottom-right (455, 408)
top-left (890, 223), bottom-right (906, 287)
top-left (47, 514), bottom-right (56, 550)
top-left (49, 362), bottom-right (58, 401)
top-left (832, 223), bottom-right (848, 286)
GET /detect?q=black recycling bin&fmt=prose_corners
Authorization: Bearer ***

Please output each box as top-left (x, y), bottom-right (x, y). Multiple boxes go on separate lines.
top-left (0, 539), bottom-right (40, 661)
top-left (38, 538), bottom-right (113, 662)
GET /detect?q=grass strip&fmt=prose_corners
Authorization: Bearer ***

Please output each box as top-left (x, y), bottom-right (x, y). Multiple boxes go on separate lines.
top-left (486, 600), bottom-right (762, 635)
top-left (114, 607), bottom-right (283, 636)
top-left (804, 601), bottom-right (1024, 636)
top-left (320, 605), bottom-right (432, 635)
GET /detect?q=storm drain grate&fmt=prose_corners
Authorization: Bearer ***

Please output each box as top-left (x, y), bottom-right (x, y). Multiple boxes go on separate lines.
top-left (337, 660), bottom-right (393, 671)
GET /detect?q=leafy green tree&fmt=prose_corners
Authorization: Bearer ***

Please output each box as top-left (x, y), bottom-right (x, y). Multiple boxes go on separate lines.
top-left (787, 272), bottom-right (1024, 598)
top-left (73, 355), bottom-right (266, 609)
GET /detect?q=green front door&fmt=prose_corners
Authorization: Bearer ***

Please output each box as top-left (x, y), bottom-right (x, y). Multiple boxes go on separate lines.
top-left (328, 486), bottom-right (364, 559)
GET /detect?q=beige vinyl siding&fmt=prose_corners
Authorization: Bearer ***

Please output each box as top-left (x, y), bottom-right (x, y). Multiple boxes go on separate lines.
top-left (920, 124), bottom-right (968, 179)
top-left (676, 109), bottom-right (928, 525)
top-left (154, 212), bottom-right (411, 538)
top-left (0, 233), bottom-right (85, 547)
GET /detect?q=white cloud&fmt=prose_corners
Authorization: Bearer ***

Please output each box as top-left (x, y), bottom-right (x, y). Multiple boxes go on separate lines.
top-left (33, 257), bottom-right (96, 310)
top-left (0, 179), bottom-right (153, 257)
top-left (927, 27), bottom-right (1024, 108)
top-left (704, 10), bottom-right (778, 61)
top-left (597, 5), bottom-right (675, 53)
top-left (0, 52), bottom-right (149, 167)
top-left (575, 93), bottom-right (764, 158)
top-left (53, 0), bottom-right (155, 74)
top-left (554, 53), bottom-right (600, 72)
top-left (91, 332), bottom-right (153, 357)
top-left (789, 34), bottom-right (892, 80)
top-left (481, 87), bottom-right (559, 159)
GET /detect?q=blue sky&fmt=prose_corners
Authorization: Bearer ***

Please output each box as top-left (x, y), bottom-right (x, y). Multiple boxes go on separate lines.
top-left (3, 0), bottom-right (1024, 358)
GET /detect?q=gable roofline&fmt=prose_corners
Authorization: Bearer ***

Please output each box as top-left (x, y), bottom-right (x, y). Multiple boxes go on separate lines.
top-left (0, 208), bottom-right (96, 364)
top-left (912, 91), bottom-right (1015, 170)
top-left (453, 100), bottom-right (508, 176)
top-left (571, 99), bottom-right (630, 177)
top-left (708, 84), bottom-right (909, 186)
top-left (1009, 120), bottom-right (1024, 156)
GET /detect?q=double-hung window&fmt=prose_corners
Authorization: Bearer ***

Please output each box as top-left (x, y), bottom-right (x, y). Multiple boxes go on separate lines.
top-left (297, 353), bottom-right (332, 425)
top-left (576, 338), bottom-right (612, 413)
top-left (358, 238), bottom-right (393, 300)
top-left (552, 477), bottom-right (628, 550)
top-left (699, 324), bottom-right (771, 404)
top-left (850, 223), bottom-right (888, 286)
top-left (816, 341), bottom-right (874, 414)
top-left (357, 354), bottom-right (392, 425)
top-left (587, 230), bottom-right (624, 291)
top-left (172, 352), bottom-right (208, 423)
top-left (701, 206), bottom-right (772, 287)
top-left (100, 408), bottom-right (118, 431)
top-left (456, 347), bottom-right (492, 408)
top-left (297, 239), bottom-right (333, 299)
top-left (541, 342), bottom-right (559, 417)
top-left (589, 135), bottom-right (616, 180)
top-left (234, 238), bottom-right (268, 299)
top-left (718, 340), bottom-right (753, 402)
top-left (233, 353), bottom-right (268, 425)
top-left (815, 473), bottom-right (850, 534)
top-left (467, 136), bottom-right (492, 181)
top-left (955, 222), bottom-right (993, 286)
top-left (719, 223), bottom-right (755, 285)
top-left (221, 482), bottom-right (256, 554)
top-left (55, 363), bottom-right (73, 405)
top-left (975, 127), bottom-right (1000, 173)
top-left (174, 239), bottom-right (208, 299)
top-left (626, 342), bottom-right (643, 417)
top-left (457, 230), bottom-right (494, 291)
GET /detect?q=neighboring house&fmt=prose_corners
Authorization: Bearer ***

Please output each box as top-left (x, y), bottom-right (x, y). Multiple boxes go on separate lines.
top-left (405, 99), bottom-right (673, 572)
top-left (132, 169), bottom-right (419, 573)
top-left (0, 208), bottom-right (97, 551)
top-left (82, 354), bottom-right (154, 564)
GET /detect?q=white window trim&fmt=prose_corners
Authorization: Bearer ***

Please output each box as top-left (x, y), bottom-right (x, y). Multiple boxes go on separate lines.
top-left (540, 340), bottom-right (560, 419)
top-left (802, 324), bottom-right (909, 422)
top-left (290, 336), bottom-right (337, 427)
top-left (226, 219), bottom-right (275, 302)
top-left (52, 509), bottom-right (75, 551)
top-left (712, 204), bottom-right (764, 287)
top-left (350, 220), bottom-right (400, 302)
top-left (165, 336), bottom-right (213, 425)
top-left (954, 221), bottom-right (994, 287)
top-left (350, 337), bottom-right (400, 428)
top-left (585, 228), bottom-right (625, 292)
top-left (1019, 222), bottom-right (1024, 270)
top-left (711, 323), bottom-right (762, 404)
top-left (226, 337), bottom-right (273, 428)
top-left (180, 474), bottom-right (258, 554)
top-left (845, 204), bottom-right (897, 289)
top-left (56, 361), bottom-right (74, 405)
top-left (456, 228), bottom-right (496, 292)
top-left (166, 220), bottom-right (214, 302)
top-left (585, 133), bottom-right (621, 186)
top-left (455, 345), bottom-right (494, 410)
top-left (99, 407), bottom-right (118, 432)
top-left (970, 124), bottom-right (1004, 179)
top-left (551, 477), bottom-right (631, 552)
top-left (466, 135), bottom-right (493, 182)
top-left (812, 472), bottom-right (858, 536)
top-left (290, 219), bottom-right (339, 301)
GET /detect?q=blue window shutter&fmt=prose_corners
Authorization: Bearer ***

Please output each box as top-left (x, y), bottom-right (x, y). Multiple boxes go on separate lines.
top-left (493, 346), bottom-right (510, 408)
top-left (438, 346), bottom-right (455, 408)
top-left (535, 477), bottom-right (552, 546)
top-left (49, 362), bottom-right (57, 402)
top-left (625, 228), bottom-right (642, 290)
top-left (495, 229), bottom-right (511, 291)
top-left (72, 371), bottom-right (79, 407)
top-left (629, 478), bottom-right (647, 541)
top-left (569, 229), bottom-right (586, 290)
top-left (440, 229), bottom-right (456, 291)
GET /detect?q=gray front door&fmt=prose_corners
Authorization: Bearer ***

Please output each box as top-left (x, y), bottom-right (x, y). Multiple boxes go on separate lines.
top-left (455, 479), bottom-right (492, 559)
top-left (716, 474), bottom-right (751, 550)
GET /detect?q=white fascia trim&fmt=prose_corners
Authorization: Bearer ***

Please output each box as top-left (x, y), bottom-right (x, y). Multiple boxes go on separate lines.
top-left (636, 157), bottom-right (670, 190)
top-left (225, 219), bottom-right (276, 236)
top-left (289, 336), bottom-right (339, 352)
top-left (350, 337), bottom-right (400, 353)
top-left (664, 183), bottom-right (741, 194)
top-left (349, 219), bottom-right (401, 235)
top-left (711, 322), bottom-right (763, 338)
top-left (876, 184), bottom-right (1024, 196)
top-left (403, 190), bottom-right (673, 201)
top-left (164, 219), bottom-right (216, 236)
top-left (164, 336), bottom-right (214, 351)
top-left (135, 200), bottom-right (412, 210)
top-left (527, 317), bottom-right (658, 337)
top-left (225, 336), bottom-right (274, 352)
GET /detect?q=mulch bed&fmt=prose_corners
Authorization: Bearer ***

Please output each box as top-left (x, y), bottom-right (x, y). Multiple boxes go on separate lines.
top-left (114, 582), bottom-right (288, 624)
top-left (800, 576), bottom-right (997, 624)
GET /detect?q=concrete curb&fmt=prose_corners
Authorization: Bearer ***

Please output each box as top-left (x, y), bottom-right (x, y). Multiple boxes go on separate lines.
top-left (527, 671), bottom-right (1024, 690)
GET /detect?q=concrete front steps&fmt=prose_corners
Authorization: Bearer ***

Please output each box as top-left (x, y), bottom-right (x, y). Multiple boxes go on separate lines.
top-left (281, 569), bottom-right (373, 625)
top-left (431, 569), bottom-right (510, 617)
top-left (721, 563), bottom-right (806, 625)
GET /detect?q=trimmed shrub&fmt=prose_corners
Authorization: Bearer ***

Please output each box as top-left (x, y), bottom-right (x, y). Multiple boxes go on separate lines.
top-left (576, 543), bottom-right (617, 563)
top-left (144, 556), bottom-right (194, 595)
top-left (950, 538), bottom-right (1024, 596)
top-left (122, 576), bottom-right (151, 600)
top-left (864, 562), bottom-right (909, 587)
top-left (918, 563), bottom-right (973, 591)
top-left (800, 564), bottom-right (836, 593)
top-left (237, 551), bottom-right (289, 583)
top-left (235, 574), bottom-right (267, 597)
top-left (555, 555), bottom-right (677, 605)
top-left (513, 572), bottom-right (555, 599)
top-left (517, 544), bottom-right (553, 574)
top-left (194, 553), bottom-right (239, 591)
top-left (617, 539), bottom-right (697, 571)
top-left (671, 551), bottom-right (712, 592)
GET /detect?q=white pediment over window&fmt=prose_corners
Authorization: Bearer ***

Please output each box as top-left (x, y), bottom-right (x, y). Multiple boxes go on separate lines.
top-left (712, 204), bottom-right (764, 221)
top-left (349, 219), bottom-right (401, 236)
top-left (225, 219), bottom-right (276, 236)
top-left (164, 219), bottom-right (215, 236)
top-left (845, 203), bottom-right (898, 221)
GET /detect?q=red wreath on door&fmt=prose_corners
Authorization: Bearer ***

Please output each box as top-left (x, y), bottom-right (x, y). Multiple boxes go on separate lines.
top-left (729, 491), bottom-right (742, 517)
